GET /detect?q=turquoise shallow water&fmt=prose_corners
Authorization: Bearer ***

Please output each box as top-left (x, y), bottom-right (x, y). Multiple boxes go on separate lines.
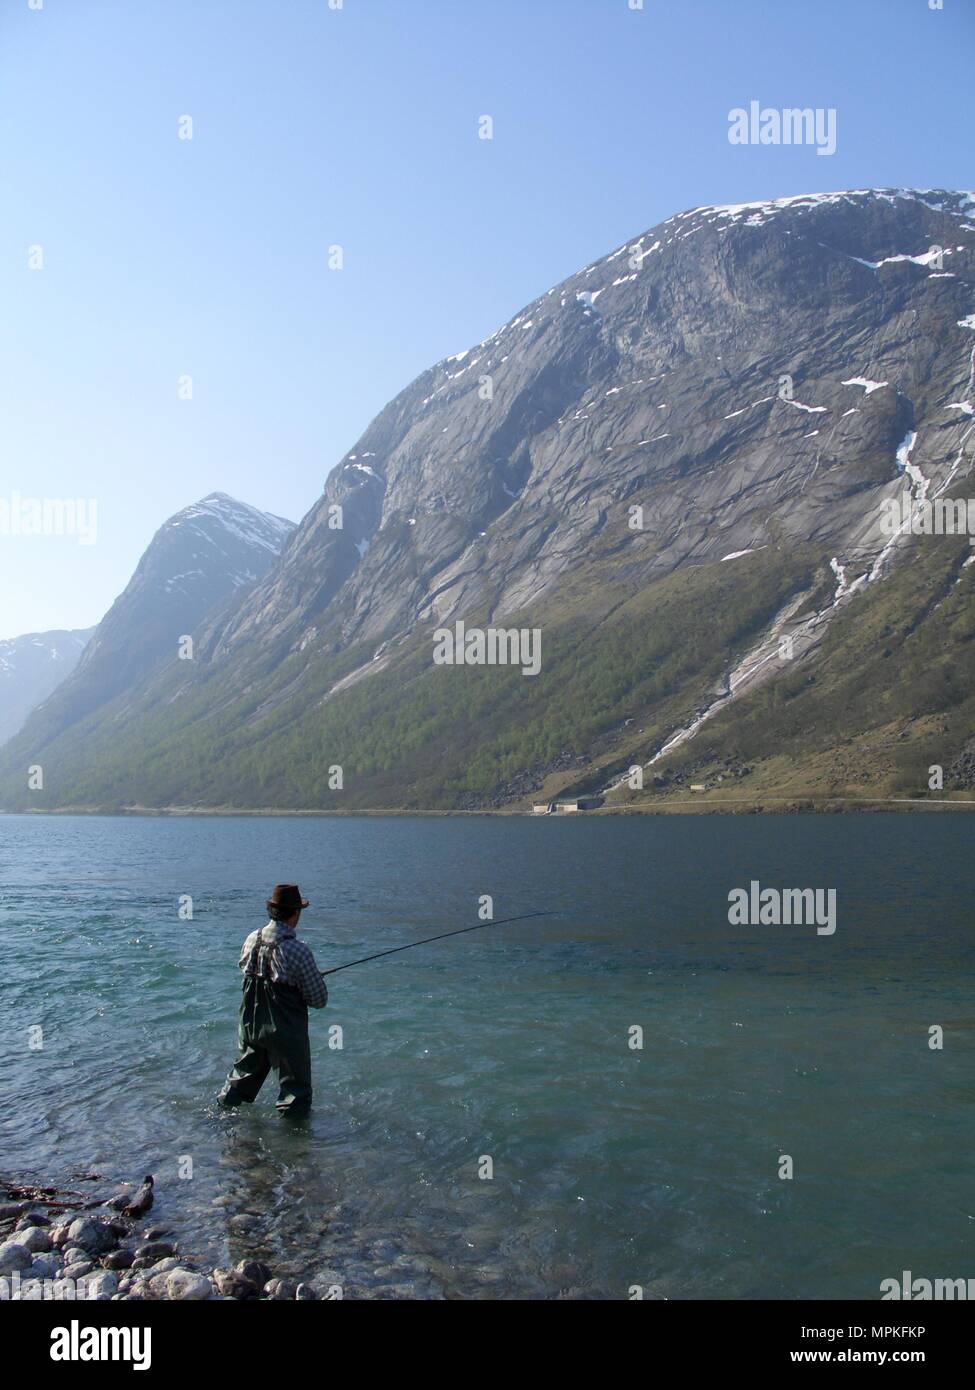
top-left (0, 813), bottom-right (972, 1299)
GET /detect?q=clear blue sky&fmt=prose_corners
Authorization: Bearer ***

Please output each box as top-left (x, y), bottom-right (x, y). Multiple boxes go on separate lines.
top-left (1, 0), bottom-right (972, 638)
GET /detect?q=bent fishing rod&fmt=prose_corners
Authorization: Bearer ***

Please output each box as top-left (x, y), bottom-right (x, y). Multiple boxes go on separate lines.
top-left (319, 910), bottom-right (555, 978)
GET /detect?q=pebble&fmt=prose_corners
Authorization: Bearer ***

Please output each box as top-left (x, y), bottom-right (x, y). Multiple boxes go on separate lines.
top-left (136, 1240), bottom-right (176, 1261)
top-left (63, 1261), bottom-right (94, 1280)
top-left (16, 1211), bottom-right (51, 1229)
top-left (103, 1248), bottom-right (136, 1270)
top-left (228, 1213), bottom-right (261, 1233)
top-left (67, 1217), bottom-right (112, 1252)
top-left (212, 1268), bottom-right (256, 1299)
top-left (27, 1253), bottom-right (61, 1279)
top-left (166, 1269), bottom-right (213, 1301)
top-left (82, 1271), bottom-right (118, 1301)
top-left (7, 1225), bottom-right (52, 1253)
top-left (234, 1259), bottom-right (272, 1286)
top-left (263, 1278), bottom-right (298, 1300)
top-left (0, 1202), bottom-right (29, 1220)
top-left (0, 1241), bottom-right (33, 1275)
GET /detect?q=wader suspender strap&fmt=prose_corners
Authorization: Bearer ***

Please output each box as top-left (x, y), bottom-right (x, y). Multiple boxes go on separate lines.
top-left (244, 938), bottom-right (269, 980)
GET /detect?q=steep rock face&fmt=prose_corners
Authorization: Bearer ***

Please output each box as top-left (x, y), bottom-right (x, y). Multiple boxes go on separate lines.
top-left (212, 189), bottom-right (975, 662)
top-left (0, 628), bottom-right (94, 745)
top-left (2, 190), bottom-right (973, 811)
top-left (20, 494), bottom-right (294, 744)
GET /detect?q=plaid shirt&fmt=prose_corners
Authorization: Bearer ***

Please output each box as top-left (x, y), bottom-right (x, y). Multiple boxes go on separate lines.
top-left (239, 921), bottom-right (328, 1008)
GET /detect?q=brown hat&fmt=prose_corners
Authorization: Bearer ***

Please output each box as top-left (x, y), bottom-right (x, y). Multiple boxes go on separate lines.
top-left (266, 884), bottom-right (310, 921)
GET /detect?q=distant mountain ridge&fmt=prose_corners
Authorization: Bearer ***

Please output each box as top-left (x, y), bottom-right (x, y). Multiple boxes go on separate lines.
top-left (6, 493), bottom-right (294, 752)
top-left (0, 628), bottom-right (94, 746)
top-left (1, 189), bottom-right (973, 811)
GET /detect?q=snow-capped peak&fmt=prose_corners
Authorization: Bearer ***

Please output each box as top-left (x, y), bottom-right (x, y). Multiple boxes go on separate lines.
top-left (171, 493), bottom-right (295, 554)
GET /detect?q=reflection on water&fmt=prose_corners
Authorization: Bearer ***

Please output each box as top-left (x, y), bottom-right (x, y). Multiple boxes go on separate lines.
top-left (1, 813), bottom-right (973, 1298)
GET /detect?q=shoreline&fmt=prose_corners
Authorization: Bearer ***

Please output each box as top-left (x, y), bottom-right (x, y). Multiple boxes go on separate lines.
top-left (1, 796), bottom-right (974, 819)
top-left (0, 1176), bottom-right (325, 1303)
top-left (0, 1169), bottom-right (429, 1302)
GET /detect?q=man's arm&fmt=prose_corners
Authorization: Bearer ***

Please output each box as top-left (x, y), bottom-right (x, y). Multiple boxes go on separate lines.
top-left (286, 940), bottom-right (328, 1008)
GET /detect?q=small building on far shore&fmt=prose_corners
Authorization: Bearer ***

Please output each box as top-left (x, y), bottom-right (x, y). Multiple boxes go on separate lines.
top-left (533, 795), bottom-right (604, 814)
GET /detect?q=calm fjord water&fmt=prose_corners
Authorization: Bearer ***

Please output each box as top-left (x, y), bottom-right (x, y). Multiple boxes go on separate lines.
top-left (1, 813), bottom-right (972, 1300)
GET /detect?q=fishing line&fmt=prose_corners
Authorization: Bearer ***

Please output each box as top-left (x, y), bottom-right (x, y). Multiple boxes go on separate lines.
top-left (319, 910), bottom-right (556, 977)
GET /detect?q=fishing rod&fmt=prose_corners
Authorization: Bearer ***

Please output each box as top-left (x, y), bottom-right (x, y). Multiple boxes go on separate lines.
top-left (320, 910), bottom-right (555, 977)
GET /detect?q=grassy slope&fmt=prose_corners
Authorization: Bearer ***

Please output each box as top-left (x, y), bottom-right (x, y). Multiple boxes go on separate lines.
top-left (0, 548), bottom-right (816, 811)
top-left (4, 530), bottom-right (972, 814)
top-left (606, 530), bottom-right (975, 810)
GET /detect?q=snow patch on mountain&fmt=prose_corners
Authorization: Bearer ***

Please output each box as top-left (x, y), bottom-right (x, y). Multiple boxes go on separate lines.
top-left (842, 377), bottom-right (889, 394)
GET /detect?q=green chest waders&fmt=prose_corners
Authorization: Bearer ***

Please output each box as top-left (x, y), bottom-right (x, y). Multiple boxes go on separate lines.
top-left (220, 974), bottom-right (313, 1114)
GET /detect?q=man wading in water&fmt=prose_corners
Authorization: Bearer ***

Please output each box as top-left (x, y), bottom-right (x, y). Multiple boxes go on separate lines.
top-left (218, 884), bottom-right (327, 1116)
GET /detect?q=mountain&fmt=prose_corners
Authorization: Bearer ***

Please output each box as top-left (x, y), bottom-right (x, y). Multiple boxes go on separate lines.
top-left (2, 189), bottom-right (973, 812)
top-left (0, 628), bottom-right (94, 746)
top-left (4, 494), bottom-right (295, 753)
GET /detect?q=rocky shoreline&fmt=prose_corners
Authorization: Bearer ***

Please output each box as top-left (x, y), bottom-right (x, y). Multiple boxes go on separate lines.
top-left (0, 1186), bottom-right (325, 1302)
top-left (0, 1173), bottom-right (460, 1301)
